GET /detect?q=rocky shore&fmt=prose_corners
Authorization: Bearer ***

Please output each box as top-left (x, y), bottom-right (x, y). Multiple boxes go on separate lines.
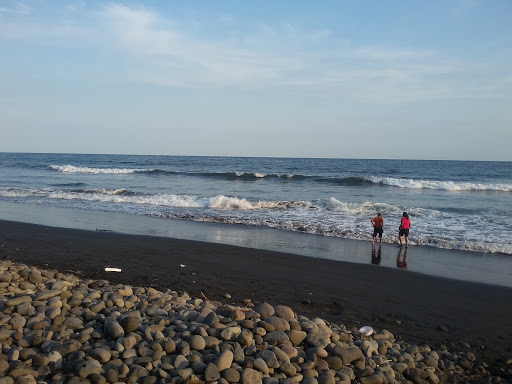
top-left (1, 260), bottom-right (509, 384)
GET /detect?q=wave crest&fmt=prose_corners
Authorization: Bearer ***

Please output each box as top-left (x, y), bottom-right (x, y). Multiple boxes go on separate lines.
top-left (50, 165), bottom-right (153, 174)
top-left (371, 177), bottom-right (512, 192)
top-left (2, 186), bottom-right (510, 255)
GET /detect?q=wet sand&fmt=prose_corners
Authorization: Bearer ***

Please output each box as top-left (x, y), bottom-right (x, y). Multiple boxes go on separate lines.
top-left (1, 219), bottom-right (512, 377)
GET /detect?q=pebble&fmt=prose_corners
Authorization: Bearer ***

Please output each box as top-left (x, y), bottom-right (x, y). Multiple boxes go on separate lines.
top-left (0, 260), bottom-right (496, 383)
top-left (216, 349), bottom-right (234, 371)
top-left (120, 315), bottom-right (140, 332)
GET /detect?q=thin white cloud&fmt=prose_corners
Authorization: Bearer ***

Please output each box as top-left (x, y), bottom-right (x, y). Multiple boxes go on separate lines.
top-left (309, 29), bottom-right (332, 42)
top-left (217, 13), bottom-right (234, 24)
top-left (95, 3), bottom-right (498, 103)
top-left (454, 0), bottom-right (480, 20)
top-left (355, 46), bottom-right (436, 61)
top-left (100, 3), bottom-right (178, 55)
top-left (1, 2), bottom-right (509, 105)
top-left (0, 2), bottom-right (32, 15)
top-left (98, 4), bottom-right (304, 86)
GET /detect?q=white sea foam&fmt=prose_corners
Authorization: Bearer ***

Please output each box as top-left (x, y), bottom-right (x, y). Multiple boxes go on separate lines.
top-left (324, 198), bottom-right (402, 215)
top-left (1, 186), bottom-right (511, 255)
top-left (209, 196), bottom-right (256, 210)
top-left (234, 172), bottom-right (267, 178)
top-left (81, 188), bottom-right (129, 195)
top-left (0, 188), bottom-right (35, 198)
top-left (370, 177), bottom-right (512, 192)
top-left (50, 165), bottom-right (151, 174)
top-left (0, 188), bottom-right (431, 216)
top-left (326, 198), bottom-right (376, 213)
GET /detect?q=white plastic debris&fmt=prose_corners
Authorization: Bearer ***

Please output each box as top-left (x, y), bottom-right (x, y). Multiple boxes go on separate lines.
top-left (180, 264), bottom-right (186, 268)
top-left (358, 326), bottom-right (374, 337)
top-left (104, 267), bottom-right (122, 272)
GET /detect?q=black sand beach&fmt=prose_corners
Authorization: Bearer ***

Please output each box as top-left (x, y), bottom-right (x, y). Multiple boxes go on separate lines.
top-left (1, 219), bottom-right (512, 379)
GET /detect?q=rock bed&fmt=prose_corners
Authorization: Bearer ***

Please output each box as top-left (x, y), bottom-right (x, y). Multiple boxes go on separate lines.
top-left (0, 261), bottom-right (496, 384)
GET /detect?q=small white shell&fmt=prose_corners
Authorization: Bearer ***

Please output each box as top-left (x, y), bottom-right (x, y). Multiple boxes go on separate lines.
top-left (358, 326), bottom-right (374, 336)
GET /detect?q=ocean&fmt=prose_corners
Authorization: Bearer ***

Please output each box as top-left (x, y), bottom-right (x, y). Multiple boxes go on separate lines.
top-left (1, 152), bottom-right (511, 256)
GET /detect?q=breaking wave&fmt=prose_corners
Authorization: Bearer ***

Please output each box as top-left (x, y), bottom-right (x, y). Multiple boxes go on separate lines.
top-left (370, 177), bottom-right (512, 192)
top-left (48, 165), bottom-right (511, 193)
top-left (1, 186), bottom-right (510, 255)
top-left (50, 165), bottom-right (154, 174)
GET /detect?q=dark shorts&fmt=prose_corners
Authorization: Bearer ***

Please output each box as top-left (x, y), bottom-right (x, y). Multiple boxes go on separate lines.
top-left (373, 227), bottom-right (383, 237)
top-left (399, 228), bottom-right (409, 237)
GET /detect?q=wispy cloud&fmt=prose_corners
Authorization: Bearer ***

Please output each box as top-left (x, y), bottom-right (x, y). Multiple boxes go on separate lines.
top-left (98, 4), bottom-right (302, 86)
top-left (1, 2), bottom-right (509, 104)
top-left (96, 4), bottom-right (509, 103)
top-left (309, 29), bottom-right (332, 42)
top-left (0, 2), bottom-right (32, 15)
top-left (454, 0), bottom-right (481, 20)
top-left (100, 4), bottom-right (180, 56)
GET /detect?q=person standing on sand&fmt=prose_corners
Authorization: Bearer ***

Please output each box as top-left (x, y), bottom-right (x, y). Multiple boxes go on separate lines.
top-left (371, 213), bottom-right (384, 245)
top-left (398, 212), bottom-right (411, 247)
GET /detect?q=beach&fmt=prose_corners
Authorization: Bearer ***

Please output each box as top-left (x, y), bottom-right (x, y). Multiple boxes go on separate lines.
top-left (3, 1), bottom-right (512, 380)
top-left (2, 219), bottom-right (512, 381)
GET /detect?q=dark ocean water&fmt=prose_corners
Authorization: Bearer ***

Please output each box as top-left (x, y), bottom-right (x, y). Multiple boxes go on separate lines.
top-left (1, 152), bottom-right (511, 255)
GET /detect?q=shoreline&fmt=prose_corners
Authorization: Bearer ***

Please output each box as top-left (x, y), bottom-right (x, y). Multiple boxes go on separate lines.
top-left (1, 201), bottom-right (511, 288)
top-left (1, 219), bottom-right (512, 378)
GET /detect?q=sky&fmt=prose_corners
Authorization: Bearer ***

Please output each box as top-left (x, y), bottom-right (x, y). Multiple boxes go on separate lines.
top-left (1, 1), bottom-right (511, 161)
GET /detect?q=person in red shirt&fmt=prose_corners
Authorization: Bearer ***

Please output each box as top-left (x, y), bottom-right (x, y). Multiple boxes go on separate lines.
top-left (399, 212), bottom-right (411, 247)
top-left (371, 213), bottom-right (384, 245)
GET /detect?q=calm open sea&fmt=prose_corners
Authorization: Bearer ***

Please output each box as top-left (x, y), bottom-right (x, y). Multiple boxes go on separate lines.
top-left (1, 153), bottom-right (511, 255)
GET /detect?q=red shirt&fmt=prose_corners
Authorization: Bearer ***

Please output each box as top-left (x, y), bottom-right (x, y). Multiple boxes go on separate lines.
top-left (372, 216), bottom-right (384, 228)
top-left (401, 217), bottom-right (411, 229)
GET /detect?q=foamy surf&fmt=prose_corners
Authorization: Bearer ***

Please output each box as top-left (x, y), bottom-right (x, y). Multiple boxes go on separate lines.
top-left (50, 165), bottom-right (153, 174)
top-left (1, 185), bottom-right (510, 255)
top-left (371, 176), bottom-right (512, 192)
top-left (2, 154), bottom-right (511, 256)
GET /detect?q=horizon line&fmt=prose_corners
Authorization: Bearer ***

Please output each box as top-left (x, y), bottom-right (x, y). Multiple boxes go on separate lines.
top-left (0, 151), bottom-right (510, 163)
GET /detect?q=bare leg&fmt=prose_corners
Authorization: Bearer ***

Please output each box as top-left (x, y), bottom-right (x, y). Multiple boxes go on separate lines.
top-left (405, 235), bottom-right (408, 247)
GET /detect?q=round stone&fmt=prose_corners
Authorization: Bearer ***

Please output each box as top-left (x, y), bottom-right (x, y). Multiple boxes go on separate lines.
top-left (253, 358), bottom-right (269, 374)
top-left (254, 303), bottom-right (275, 319)
top-left (263, 331), bottom-right (290, 345)
top-left (63, 317), bottom-right (83, 331)
top-left (204, 363), bottom-right (220, 382)
top-left (241, 368), bottom-right (262, 384)
top-left (274, 305), bottom-right (296, 321)
top-left (220, 326), bottom-right (241, 341)
top-left (286, 330), bottom-right (307, 346)
top-left (216, 349), bottom-right (234, 371)
top-left (222, 367), bottom-right (240, 383)
top-left (90, 348), bottom-right (111, 363)
top-left (104, 319), bottom-right (124, 339)
top-left (77, 360), bottom-right (102, 378)
top-left (265, 316), bottom-right (291, 332)
top-left (189, 335), bottom-right (206, 351)
top-left (120, 316), bottom-right (140, 333)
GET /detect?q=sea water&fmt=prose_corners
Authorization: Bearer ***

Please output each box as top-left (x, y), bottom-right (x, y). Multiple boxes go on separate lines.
top-left (1, 153), bottom-right (511, 256)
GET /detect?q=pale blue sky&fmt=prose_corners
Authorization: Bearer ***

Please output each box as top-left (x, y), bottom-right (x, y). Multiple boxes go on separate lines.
top-left (1, 1), bottom-right (511, 160)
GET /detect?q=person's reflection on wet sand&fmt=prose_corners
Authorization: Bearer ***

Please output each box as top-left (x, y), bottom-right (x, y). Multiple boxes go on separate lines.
top-left (371, 244), bottom-right (382, 265)
top-left (397, 247), bottom-right (408, 269)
